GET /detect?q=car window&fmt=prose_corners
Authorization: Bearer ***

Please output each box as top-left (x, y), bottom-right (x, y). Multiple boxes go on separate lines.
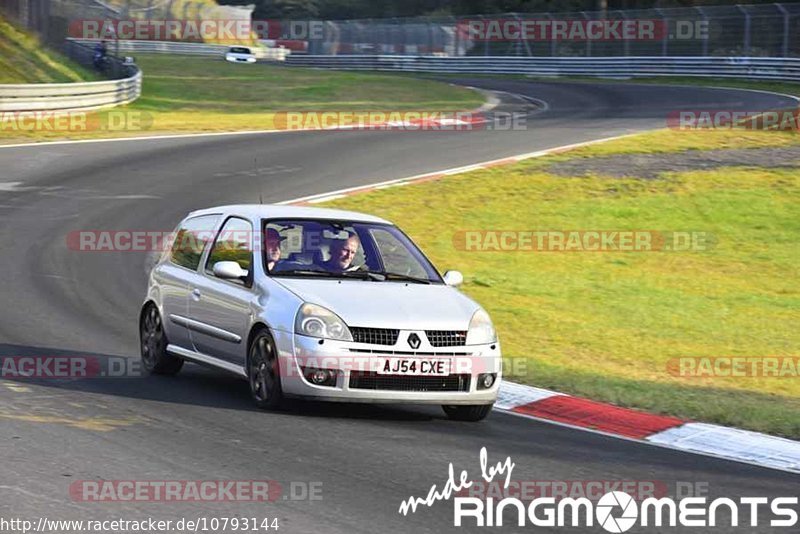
top-left (230, 47), bottom-right (251, 54)
top-left (265, 221), bottom-right (368, 273)
top-left (206, 217), bottom-right (253, 283)
top-left (263, 219), bottom-right (440, 282)
top-left (169, 214), bottom-right (220, 271)
top-left (370, 227), bottom-right (428, 278)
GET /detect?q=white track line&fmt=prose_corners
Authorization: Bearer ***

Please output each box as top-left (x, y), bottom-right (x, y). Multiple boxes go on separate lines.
top-left (277, 132), bottom-right (636, 205)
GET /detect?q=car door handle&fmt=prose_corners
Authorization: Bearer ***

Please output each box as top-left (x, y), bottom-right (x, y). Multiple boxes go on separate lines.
top-left (191, 288), bottom-right (201, 301)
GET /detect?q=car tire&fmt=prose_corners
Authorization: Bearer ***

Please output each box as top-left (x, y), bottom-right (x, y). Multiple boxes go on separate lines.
top-left (140, 304), bottom-right (183, 375)
top-left (247, 328), bottom-right (284, 410)
top-left (442, 403), bottom-right (493, 422)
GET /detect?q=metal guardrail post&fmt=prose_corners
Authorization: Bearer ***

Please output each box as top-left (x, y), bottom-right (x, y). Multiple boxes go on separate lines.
top-left (512, 13), bottom-right (532, 57)
top-left (737, 4), bottom-right (752, 55)
top-left (483, 16), bottom-right (489, 56)
top-left (696, 6), bottom-right (709, 57)
top-left (655, 8), bottom-right (668, 57)
top-left (776, 3), bottom-right (790, 57)
top-left (618, 10), bottom-right (629, 56)
top-left (547, 13), bottom-right (557, 57)
top-left (580, 12), bottom-right (591, 57)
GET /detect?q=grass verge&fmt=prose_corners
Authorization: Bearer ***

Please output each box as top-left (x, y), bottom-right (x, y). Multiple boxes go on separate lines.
top-left (325, 127), bottom-right (800, 438)
top-left (0, 54), bottom-right (484, 143)
top-left (0, 16), bottom-right (97, 83)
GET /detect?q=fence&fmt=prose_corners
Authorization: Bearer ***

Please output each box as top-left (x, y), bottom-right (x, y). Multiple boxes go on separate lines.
top-left (287, 4), bottom-right (800, 57)
top-left (285, 55), bottom-right (800, 83)
top-left (4, 1), bottom-right (799, 57)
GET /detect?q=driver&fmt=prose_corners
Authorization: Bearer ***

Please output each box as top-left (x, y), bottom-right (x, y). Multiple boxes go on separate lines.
top-left (321, 233), bottom-right (360, 273)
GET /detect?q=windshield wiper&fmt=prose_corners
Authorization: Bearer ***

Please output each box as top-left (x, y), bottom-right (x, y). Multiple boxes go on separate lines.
top-left (272, 269), bottom-right (384, 281)
top-left (340, 270), bottom-right (386, 281)
top-left (379, 272), bottom-right (432, 284)
top-left (271, 269), bottom-right (337, 278)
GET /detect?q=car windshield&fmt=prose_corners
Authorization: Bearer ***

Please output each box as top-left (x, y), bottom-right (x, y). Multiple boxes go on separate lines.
top-left (263, 219), bottom-right (442, 283)
top-left (229, 47), bottom-right (251, 54)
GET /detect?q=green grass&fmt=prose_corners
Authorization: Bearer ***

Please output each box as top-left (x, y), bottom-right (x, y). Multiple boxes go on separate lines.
top-left (0, 16), bottom-right (96, 83)
top-left (135, 55), bottom-right (482, 113)
top-left (0, 54), bottom-right (484, 143)
top-left (325, 128), bottom-right (800, 438)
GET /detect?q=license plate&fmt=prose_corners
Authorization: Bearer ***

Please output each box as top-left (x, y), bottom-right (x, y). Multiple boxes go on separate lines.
top-left (378, 357), bottom-right (450, 376)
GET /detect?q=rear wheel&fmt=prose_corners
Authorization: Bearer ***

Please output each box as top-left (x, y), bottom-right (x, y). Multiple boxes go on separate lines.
top-left (140, 304), bottom-right (183, 375)
top-left (247, 328), bottom-right (284, 410)
top-left (442, 404), bottom-right (493, 422)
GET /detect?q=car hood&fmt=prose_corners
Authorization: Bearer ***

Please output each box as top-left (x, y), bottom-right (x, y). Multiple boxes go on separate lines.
top-left (273, 278), bottom-right (480, 330)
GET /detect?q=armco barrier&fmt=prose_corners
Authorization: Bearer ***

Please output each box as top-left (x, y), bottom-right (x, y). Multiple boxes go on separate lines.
top-left (0, 70), bottom-right (141, 112)
top-left (70, 39), bottom-right (290, 61)
top-left (285, 55), bottom-right (800, 83)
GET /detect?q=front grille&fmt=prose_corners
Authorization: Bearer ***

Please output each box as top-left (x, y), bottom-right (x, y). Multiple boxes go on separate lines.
top-left (350, 327), bottom-right (399, 346)
top-left (425, 330), bottom-right (467, 347)
top-left (349, 371), bottom-right (470, 392)
top-left (348, 348), bottom-right (472, 356)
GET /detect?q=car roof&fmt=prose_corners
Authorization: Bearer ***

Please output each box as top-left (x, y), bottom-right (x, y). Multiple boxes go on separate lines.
top-left (187, 204), bottom-right (393, 225)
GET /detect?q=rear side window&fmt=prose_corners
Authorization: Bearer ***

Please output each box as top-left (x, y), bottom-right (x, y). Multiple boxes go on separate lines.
top-left (169, 215), bottom-right (220, 270)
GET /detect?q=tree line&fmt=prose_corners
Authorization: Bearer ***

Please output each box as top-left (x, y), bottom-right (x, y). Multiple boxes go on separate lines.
top-left (217, 0), bottom-right (774, 20)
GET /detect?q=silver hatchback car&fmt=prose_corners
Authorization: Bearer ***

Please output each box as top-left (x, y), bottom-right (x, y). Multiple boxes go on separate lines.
top-left (140, 205), bottom-right (501, 421)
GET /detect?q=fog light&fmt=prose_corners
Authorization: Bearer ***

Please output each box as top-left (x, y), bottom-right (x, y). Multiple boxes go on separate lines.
top-left (302, 367), bottom-right (338, 387)
top-left (478, 373), bottom-right (496, 390)
top-left (311, 370), bottom-right (328, 384)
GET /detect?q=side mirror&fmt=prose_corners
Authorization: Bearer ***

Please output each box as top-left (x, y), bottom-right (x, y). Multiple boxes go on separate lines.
top-left (213, 261), bottom-right (249, 280)
top-left (443, 270), bottom-right (463, 287)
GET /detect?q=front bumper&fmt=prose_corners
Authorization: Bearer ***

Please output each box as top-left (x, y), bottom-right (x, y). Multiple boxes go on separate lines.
top-left (275, 332), bottom-right (502, 405)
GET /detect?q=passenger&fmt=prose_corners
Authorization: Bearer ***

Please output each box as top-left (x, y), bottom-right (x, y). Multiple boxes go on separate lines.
top-left (265, 228), bottom-right (284, 271)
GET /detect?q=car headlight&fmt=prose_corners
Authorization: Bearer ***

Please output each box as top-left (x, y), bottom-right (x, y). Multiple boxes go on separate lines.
top-left (465, 309), bottom-right (497, 345)
top-left (295, 303), bottom-right (353, 342)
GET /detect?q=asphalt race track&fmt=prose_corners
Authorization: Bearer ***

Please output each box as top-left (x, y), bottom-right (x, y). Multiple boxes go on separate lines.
top-left (1, 80), bottom-right (798, 533)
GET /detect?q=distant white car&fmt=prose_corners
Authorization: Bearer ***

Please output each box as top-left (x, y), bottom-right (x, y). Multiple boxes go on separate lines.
top-left (140, 205), bottom-right (502, 421)
top-left (225, 46), bottom-right (256, 63)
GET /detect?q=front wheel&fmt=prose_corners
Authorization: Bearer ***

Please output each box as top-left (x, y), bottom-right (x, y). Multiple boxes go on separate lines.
top-left (140, 304), bottom-right (183, 375)
top-left (442, 403), bottom-right (493, 422)
top-left (247, 329), bottom-right (284, 410)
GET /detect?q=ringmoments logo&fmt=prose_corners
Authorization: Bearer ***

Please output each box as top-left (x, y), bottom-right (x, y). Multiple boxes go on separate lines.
top-left (398, 448), bottom-right (799, 531)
